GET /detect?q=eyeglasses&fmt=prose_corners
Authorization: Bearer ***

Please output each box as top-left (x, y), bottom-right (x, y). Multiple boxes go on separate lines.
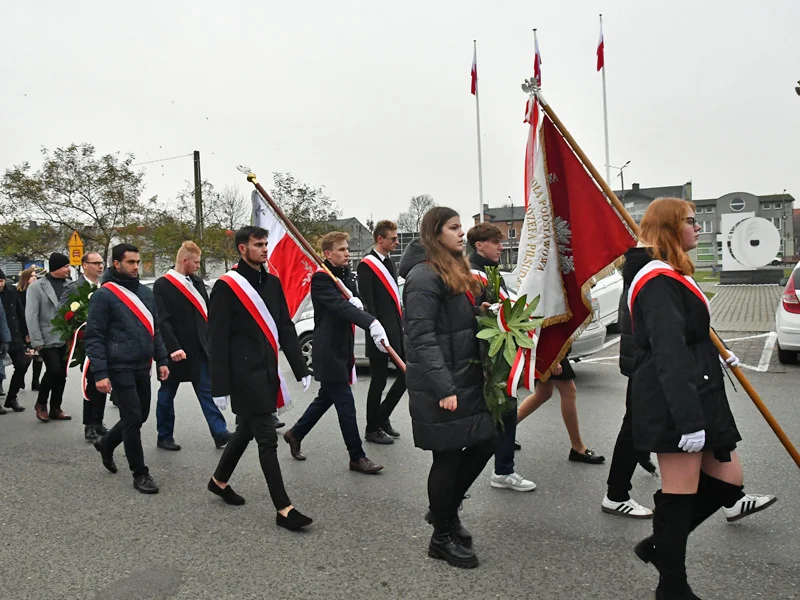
top-left (684, 217), bottom-right (697, 226)
top-left (84, 261), bottom-right (104, 266)
top-left (387, 236), bottom-right (399, 242)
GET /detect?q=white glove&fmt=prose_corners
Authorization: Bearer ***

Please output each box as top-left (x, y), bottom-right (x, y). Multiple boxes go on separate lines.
top-left (369, 320), bottom-right (389, 353)
top-left (213, 395), bottom-right (229, 411)
top-left (348, 297), bottom-right (364, 310)
top-left (719, 351), bottom-right (739, 369)
top-left (301, 375), bottom-right (312, 392)
top-left (678, 429), bottom-right (705, 453)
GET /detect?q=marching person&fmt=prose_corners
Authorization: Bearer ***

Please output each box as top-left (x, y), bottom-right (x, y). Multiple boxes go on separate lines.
top-left (16, 269), bottom-right (43, 392)
top-left (357, 219), bottom-right (405, 444)
top-left (86, 243), bottom-right (169, 495)
top-left (25, 253), bottom-right (72, 422)
top-left (0, 300), bottom-right (9, 403)
top-left (283, 231), bottom-right (387, 475)
top-left (153, 241), bottom-right (230, 451)
top-left (0, 268), bottom-right (28, 413)
top-left (207, 226), bottom-right (313, 531)
top-left (625, 198), bottom-right (761, 599)
top-left (59, 251), bottom-right (108, 441)
top-left (467, 223), bottom-right (536, 492)
top-left (400, 207), bottom-right (496, 569)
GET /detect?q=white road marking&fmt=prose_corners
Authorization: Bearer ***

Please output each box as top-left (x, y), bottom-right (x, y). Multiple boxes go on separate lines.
top-left (756, 332), bottom-right (778, 372)
top-left (724, 333), bottom-right (770, 343)
top-left (602, 336), bottom-right (621, 350)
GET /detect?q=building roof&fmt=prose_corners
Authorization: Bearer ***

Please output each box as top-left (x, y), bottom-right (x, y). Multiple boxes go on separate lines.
top-left (471, 205), bottom-right (525, 222)
top-left (325, 217), bottom-right (368, 231)
top-left (614, 183), bottom-right (689, 201)
top-left (758, 193), bottom-right (795, 202)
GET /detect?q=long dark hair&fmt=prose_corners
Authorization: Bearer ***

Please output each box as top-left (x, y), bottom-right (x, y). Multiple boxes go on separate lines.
top-left (419, 207), bottom-right (478, 295)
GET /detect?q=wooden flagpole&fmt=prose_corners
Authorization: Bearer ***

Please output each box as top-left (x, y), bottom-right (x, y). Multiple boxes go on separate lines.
top-left (526, 84), bottom-right (800, 469)
top-left (238, 167), bottom-right (406, 373)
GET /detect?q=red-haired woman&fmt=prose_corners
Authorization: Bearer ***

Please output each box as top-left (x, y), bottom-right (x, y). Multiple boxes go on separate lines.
top-left (399, 206), bottom-right (496, 569)
top-left (626, 197), bottom-right (752, 599)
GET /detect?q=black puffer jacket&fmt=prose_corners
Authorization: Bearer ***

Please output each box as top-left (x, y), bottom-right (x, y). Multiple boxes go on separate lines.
top-left (623, 248), bottom-right (740, 454)
top-left (400, 240), bottom-right (495, 452)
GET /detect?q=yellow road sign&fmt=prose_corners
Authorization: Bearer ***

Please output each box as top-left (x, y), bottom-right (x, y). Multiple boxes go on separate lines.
top-left (68, 230), bottom-right (84, 267)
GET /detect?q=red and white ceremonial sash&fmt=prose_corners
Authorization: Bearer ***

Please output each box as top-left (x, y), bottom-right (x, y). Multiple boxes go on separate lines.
top-left (361, 255), bottom-right (402, 317)
top-left (219, 270), bottom-right (293, 411)
top-left (104, 282), bottom-right (155, 337)
top-left (627, 260), bottom-right (710, 321)
top-left (470, 269), bottom-right (516, 302)
top-left (65, 322), bottom-right (91, 401)
top-left (163, 269), bottom-right (207, 321)
top-left (315, 267), bottom-right (357, 385)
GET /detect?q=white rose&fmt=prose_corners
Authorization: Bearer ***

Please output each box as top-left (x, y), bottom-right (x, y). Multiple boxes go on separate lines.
top-left (70, 301), bottom-right (81, 312)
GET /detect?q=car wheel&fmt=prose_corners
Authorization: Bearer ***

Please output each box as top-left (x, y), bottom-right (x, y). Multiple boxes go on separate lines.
top-left (777, 343), bottom-right (798, 365)
top-left (606, 320), bottom-right (621, 334)
top-left (299, 333), bottom-right (313, 369)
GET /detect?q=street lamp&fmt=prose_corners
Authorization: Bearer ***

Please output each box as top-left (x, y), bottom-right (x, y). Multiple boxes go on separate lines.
top-left (609, 160), bottom-right (631, 192)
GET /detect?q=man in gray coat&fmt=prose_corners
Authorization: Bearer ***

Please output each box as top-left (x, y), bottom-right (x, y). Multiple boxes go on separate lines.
top-left (26, 252), bottom-right (72, 422)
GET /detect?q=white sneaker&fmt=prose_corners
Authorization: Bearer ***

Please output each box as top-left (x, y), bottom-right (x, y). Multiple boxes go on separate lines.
top-left (601, 495), bottom-right (654, 519)
top-left (490, 472), bottom-right (537, 492)
top-left (722, 494), bottom-right (777, 522)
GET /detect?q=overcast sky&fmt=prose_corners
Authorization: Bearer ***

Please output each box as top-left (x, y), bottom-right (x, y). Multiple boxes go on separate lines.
top-left (3, 0), bottom-right (799, 229)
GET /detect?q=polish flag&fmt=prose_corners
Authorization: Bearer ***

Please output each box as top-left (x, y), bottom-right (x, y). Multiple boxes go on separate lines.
top-left (596, 22), bottom-right (605, 71)
top-left (470, 47), bottom-right (478, 95)
top-left (524, 33), bottom-right (543, 209)
top-left (251, 191), bottom-right (315, 318)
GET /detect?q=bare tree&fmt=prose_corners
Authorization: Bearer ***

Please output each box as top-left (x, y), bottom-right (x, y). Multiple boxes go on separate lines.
top-left (397, 194), bottom-right (436, 232)
top-left (270, 172), bottom-right (340, 245)
top-left (207, 184), bottom-right (249, 231)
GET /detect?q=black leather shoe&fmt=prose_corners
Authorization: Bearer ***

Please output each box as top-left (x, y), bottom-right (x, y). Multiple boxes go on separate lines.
top-left (380, 420), bottom-right (401, 438)
top-left (349, 457), bottom-right (383, 474)
top-left (276, 508), bottom-right (313, 531)
top-left (0, 406), bottom-right (6, 415)
top-left (428, 523), bottom-right (479, 569)
top-left (425, 511), bottom-right (473, 548)
top-left (84, 425), bottom-right (98, 442)
top-left (214, 432), bottom-right (231, 449)
top-left (634, 536), bottom-right (658, 570)
top-left (208, 478), bottom-right (245, 505)
top-left (3, 397), bottom-right (24, 412)
top-left (93, 438), bottom-right (117, 474)
top-left (272, 413), bottom-right (285, 429)
top-left (365, 429), bottom-right (394, 445)
top-left (94, 422), bottom-right (109, 436)
top-left (514, 440), bottom-right (522, 451)
top-left (283, 429), bottom-right (305, 461)
top-left (569, 448), bottom-right (605, 464)
top-left (133, 474), bottom-right (159, 494)
top-left (157, 438), bottom-right (182, 451)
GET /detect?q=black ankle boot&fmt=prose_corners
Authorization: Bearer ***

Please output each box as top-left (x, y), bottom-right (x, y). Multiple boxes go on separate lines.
top-left (428, 519), bottom-right (478, 569)
top-left (424, 510), bottom-right (473, 548)
top-left (652, 491), bottom-right (701, 599)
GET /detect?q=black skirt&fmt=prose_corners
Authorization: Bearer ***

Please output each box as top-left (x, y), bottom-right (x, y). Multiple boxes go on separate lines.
top-left (546, 358), bottom-right (575, 381)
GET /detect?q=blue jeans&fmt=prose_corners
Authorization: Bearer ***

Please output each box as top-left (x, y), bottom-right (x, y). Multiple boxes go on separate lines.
top-left (156, 360), bottom-right (228, 442)
top-left (291, 382), bottom-right (366, 462)
top-left (494, 399), bottom-right (518, 476)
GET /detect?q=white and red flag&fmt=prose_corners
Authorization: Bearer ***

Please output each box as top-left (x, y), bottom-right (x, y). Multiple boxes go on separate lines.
top-left (470, 46), bottom-right (478, 95)
top-left (596, 21), bottom-right (605, 71)
top-left (524, 31), bottom-right (543, 209)
top-left (516, 113), bottom-right (636, 380)
top-left (251, 190), bottom-right (315, 318)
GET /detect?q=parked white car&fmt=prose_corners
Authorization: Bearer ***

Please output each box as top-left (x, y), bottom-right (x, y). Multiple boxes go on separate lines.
top-left (589, 270), bottom-right (624, 332)
top-left (775, 262), bottom-right (800, 364)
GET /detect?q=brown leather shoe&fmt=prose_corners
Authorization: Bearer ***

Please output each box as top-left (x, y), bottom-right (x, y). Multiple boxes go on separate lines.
top-left (49, 410), bottom-right (72, 421)
top-left (349, 457), bottom-right (383, 474)
top-left (34, 404), bottom-right (49, 423)
top-left (283, 429), bottom-right (306, 461)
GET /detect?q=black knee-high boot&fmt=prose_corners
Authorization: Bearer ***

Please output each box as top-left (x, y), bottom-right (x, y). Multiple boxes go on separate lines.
top-left (652, 491), bottom-right (701, 599)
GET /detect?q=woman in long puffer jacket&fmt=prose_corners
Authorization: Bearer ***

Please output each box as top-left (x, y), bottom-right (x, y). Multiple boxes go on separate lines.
top-left (399, 206), bottom-right (495, 569)
top-left (626, 197), bottom-right (757, 600)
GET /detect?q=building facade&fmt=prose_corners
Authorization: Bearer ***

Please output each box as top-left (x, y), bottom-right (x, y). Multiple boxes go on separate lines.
top-left (471, 204), bottom-right (525, 267)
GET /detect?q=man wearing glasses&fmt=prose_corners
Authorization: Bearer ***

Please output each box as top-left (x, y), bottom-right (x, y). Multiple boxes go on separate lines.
top-left (60, 252), bottom-right (108, 442)
top-left (357, 220), bottom-right (406, 445)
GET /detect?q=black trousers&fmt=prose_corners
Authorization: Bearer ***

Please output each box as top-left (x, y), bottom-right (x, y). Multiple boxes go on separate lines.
top-left (365, 353), bottom-right (406, 433)
top-left (606, 380), bottom-right (642, 501)
top-left (214, 411), bottom-right (291, 510)
top-left (104, 369), bottom-right (151, 478)
top-left (82, 366), bottom-right (107, 426)
top-left (428, 438), bottom-right (495, 521)
top-left (36, 346), bottom-right (67, 412)
top-left (4, 346), bottom-right (27, 400)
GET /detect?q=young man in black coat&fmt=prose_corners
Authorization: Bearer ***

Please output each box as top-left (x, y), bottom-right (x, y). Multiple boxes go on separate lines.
top-left (284, 231), bottom-right (389, 474)
top-left (153, 241), bottom-right (229, 451)
top-left (467, 224), bottom-right (536, 493)
top-left (0, 268), bottom-right (28, 413)
top-left (356, 220), bottom-right (405, 445)
top-left (86, 244), bottom-right (170, 495)
top-left (207, 226), bottom-right (313, 531)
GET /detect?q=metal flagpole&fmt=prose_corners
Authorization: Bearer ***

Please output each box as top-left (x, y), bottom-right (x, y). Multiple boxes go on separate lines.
top-left (599, 14), bottom-right (611, 185)
top-left (474, 40), bottom-right (486, 223)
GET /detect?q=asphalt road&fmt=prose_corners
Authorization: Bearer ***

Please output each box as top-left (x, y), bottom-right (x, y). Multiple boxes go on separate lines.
top-left (2, 351), bottom-right (798, 600)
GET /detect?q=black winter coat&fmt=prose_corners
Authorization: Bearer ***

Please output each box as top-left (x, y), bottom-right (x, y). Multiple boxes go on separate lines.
top-left (85, 269), bottom-right (169, 382)
top-left (209, 260), bottom-right (309, 414)
top-left (356, 250), bottom-right (404, 361)
top-left (153, 272), bottom-right (210, 383)
top-left (618, 281), bottom-right (635, 378)
top-left (400, 240), bottom-right (495, 452)
top-left (0, 285), bottom-right (27, 348)
top-left (311, 261), bottom-right (375, 382)
top-left (623, 248), bottom-right (740, 454)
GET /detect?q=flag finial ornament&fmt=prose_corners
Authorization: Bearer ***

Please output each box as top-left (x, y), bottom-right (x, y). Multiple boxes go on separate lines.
top-left (521, 78), bottom-right (546, 106)
top-left (237, 164), bottom-right (258, 184)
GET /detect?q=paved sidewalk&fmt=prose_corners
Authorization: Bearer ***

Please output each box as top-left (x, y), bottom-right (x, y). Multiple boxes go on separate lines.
top-left (708, 285), bottom-right (782, 332)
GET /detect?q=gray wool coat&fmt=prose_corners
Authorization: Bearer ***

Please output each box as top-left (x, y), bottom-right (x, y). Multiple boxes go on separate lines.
top-left (25, 278), bottom-right (65, 348)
